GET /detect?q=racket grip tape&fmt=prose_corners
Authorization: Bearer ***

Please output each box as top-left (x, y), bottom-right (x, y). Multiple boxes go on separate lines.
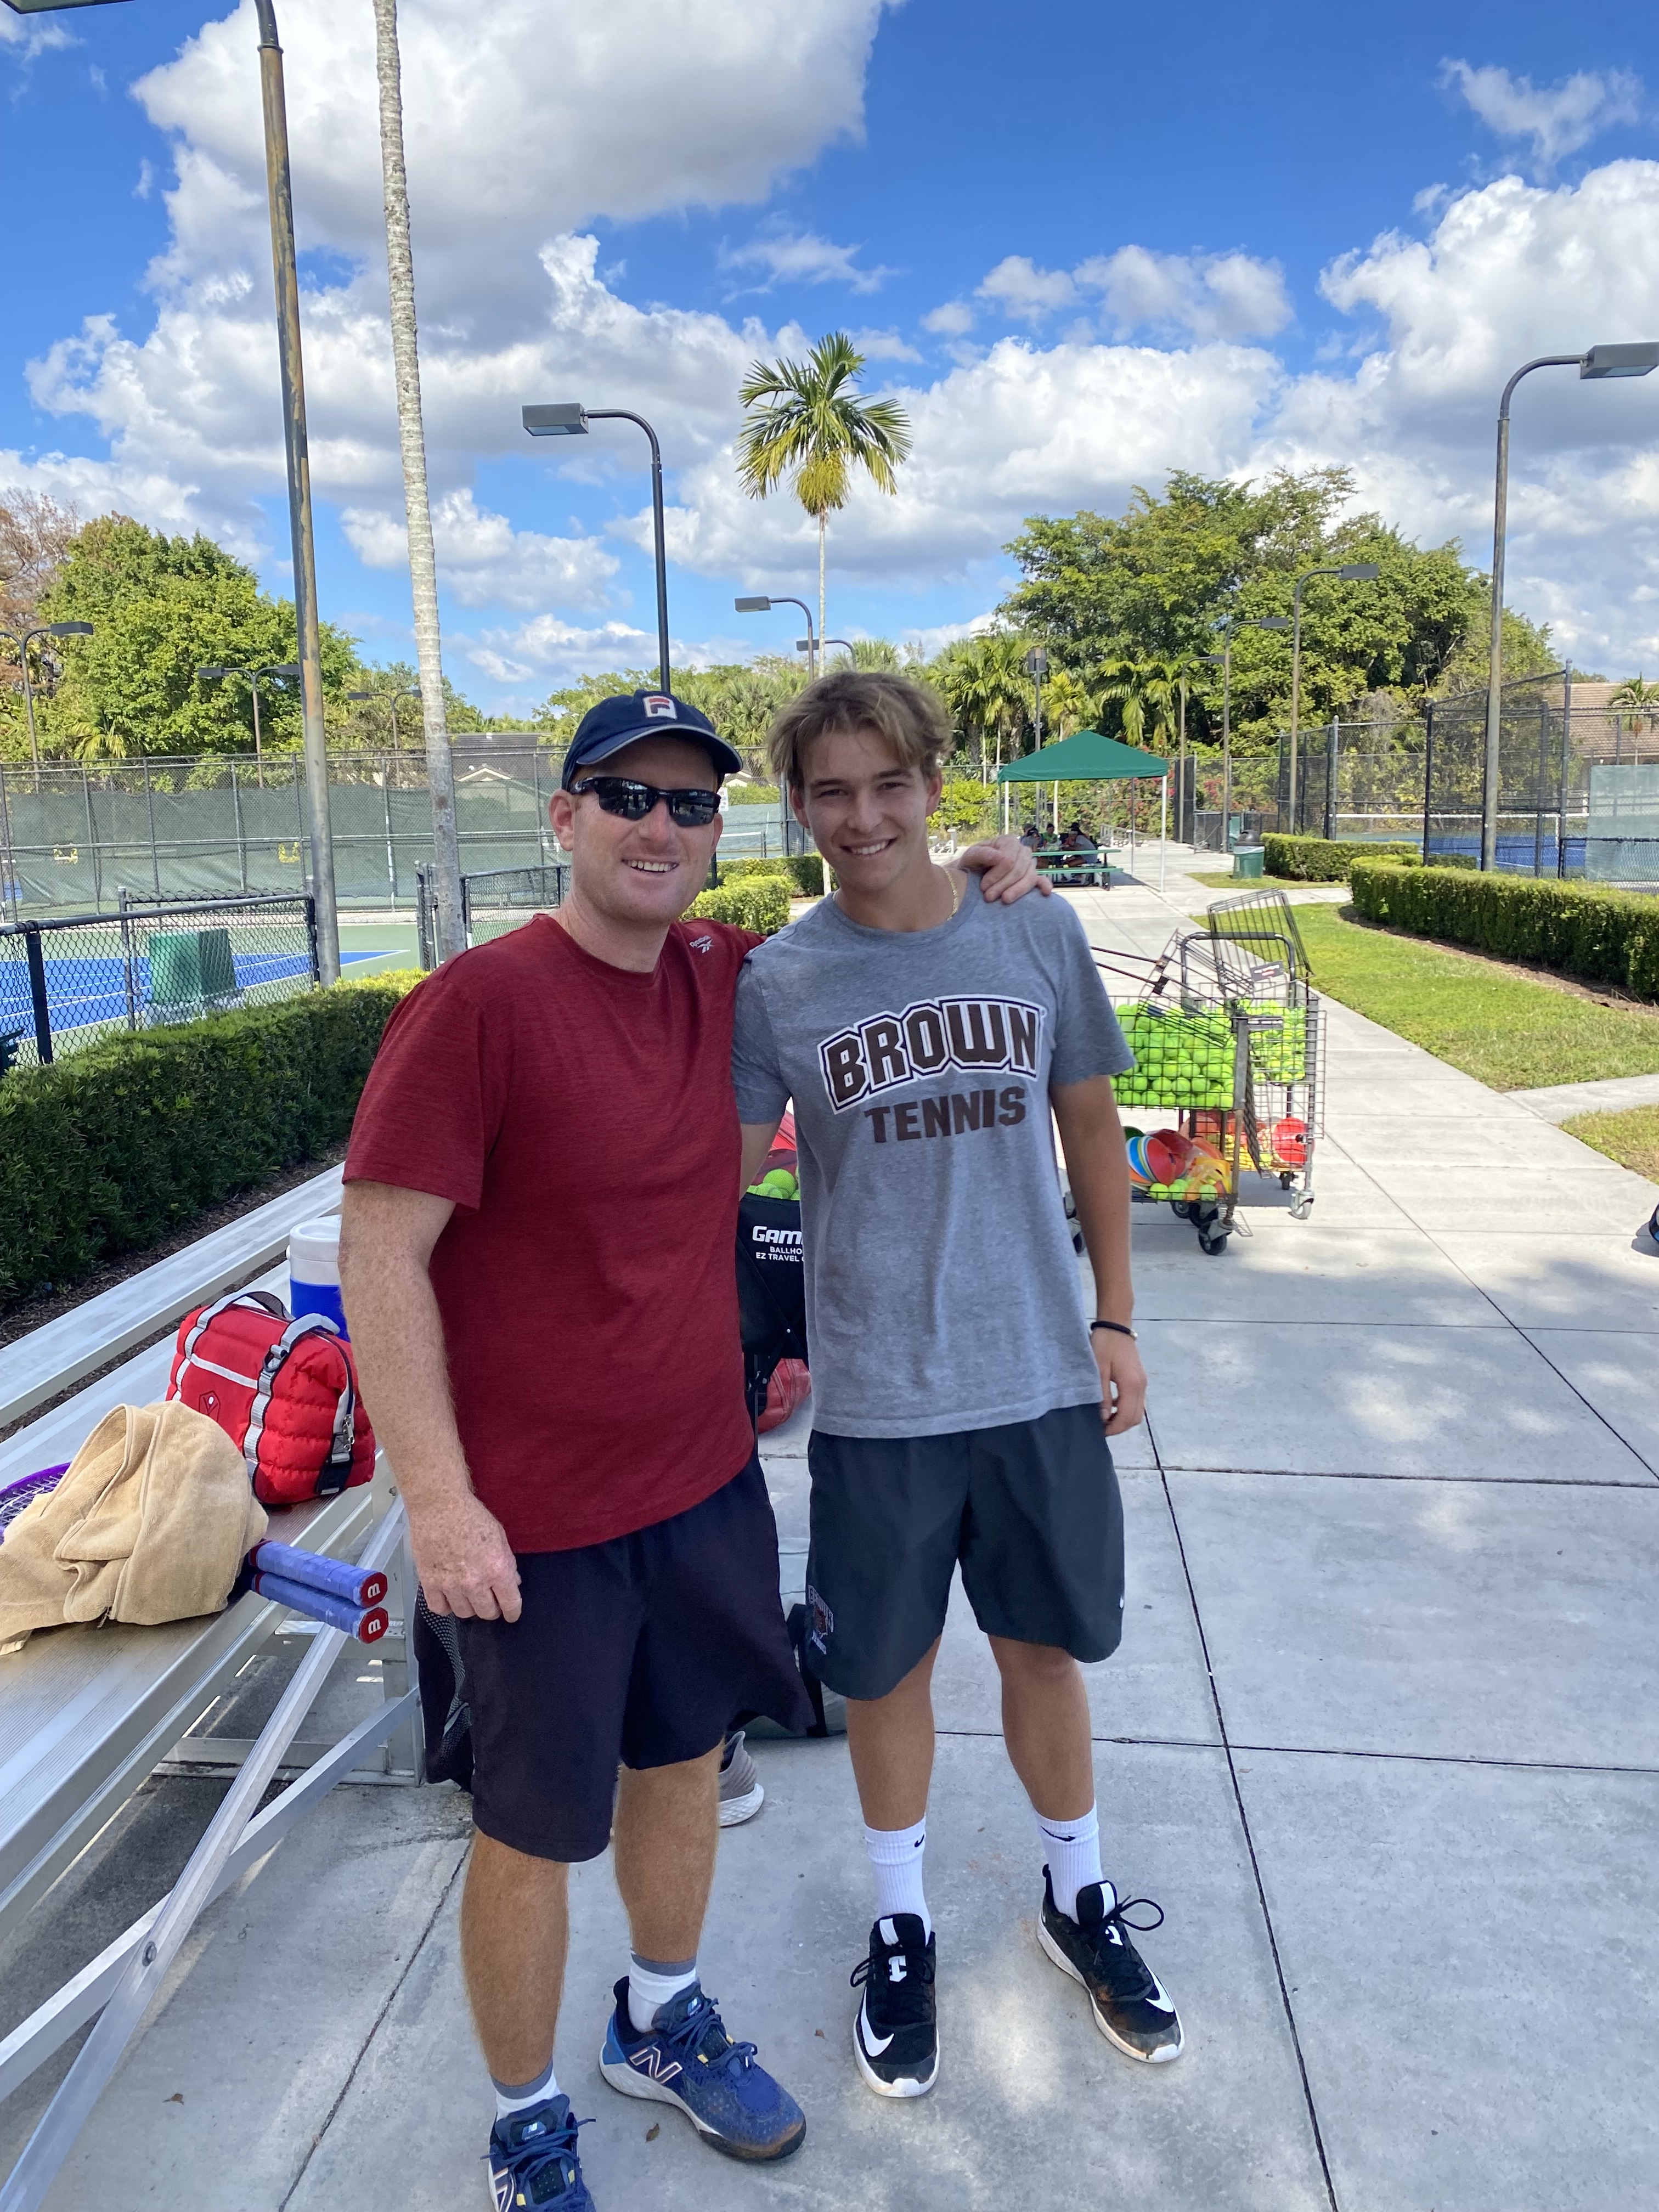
top-left (245, 1539), bottom-right (388, 1610)
top-left (250, 1569), bottom-right (388, 1642)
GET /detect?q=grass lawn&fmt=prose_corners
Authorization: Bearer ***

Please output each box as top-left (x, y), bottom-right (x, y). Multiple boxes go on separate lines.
top-left (1562, 1105), bottom-right (1659, 1182)
top-left (1293, 904), bottom-right (1659, 1090)
top-left (1188, 870), bottom-right (1313, 890)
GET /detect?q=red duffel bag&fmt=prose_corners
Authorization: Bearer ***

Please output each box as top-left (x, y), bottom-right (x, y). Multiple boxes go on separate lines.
top-left (166, 1291), bottom-right (376, 1506)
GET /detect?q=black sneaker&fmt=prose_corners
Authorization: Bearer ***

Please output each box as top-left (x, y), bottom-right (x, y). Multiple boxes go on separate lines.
top-left (850, 1913), bottom-right (939, 2098)
top-left (1037, 1871), bottom-right (1184, 2063)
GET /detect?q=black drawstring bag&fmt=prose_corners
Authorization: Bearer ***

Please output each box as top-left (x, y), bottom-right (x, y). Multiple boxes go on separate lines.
top-left (736, 1190), bottom-right (808, 1429)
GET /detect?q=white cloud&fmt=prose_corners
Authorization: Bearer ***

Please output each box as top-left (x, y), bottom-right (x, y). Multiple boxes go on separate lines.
top-left (977, 257), bottom-right (1077, 321)
top-left (719, 225), bottom-right (894, 294)
top-left (1077, 246), bottom-right (1293, 341)
top-left (921, 301), bottom-right (975, 337)
top-left (848, 327), bottom-right (922, 363)
top-left (0, 13), bottom-right (75, 56)
top-left (1442, 60), bottom-right (1643, 174)
top-left (341, 490), bottom-right (618, 611)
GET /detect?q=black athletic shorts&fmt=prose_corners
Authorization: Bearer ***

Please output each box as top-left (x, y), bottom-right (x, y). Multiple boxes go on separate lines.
top-left (456, 1454), bottom-right (814, 1862)
top-left (804, 1402), bottom-right (1125, 1701)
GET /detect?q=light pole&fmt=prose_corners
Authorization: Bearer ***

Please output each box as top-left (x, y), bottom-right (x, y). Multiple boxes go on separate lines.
top-left (524, 403), bottom-right (671, 693)
top-left (1286, 562), bottom-right (1378, 831)
top-left (198, 661), bottom-right (300, 786)
top-left (1200, 615), bottom-right (1288, 851)
top-left (1480, 341), bottom-right (1659, 870)
top-left (1, 622), bottom-right (94, 775)
top-left (3, 0), bottom-right (345, 983)
top-left (347, 684), bottom-right (421, 758)
top-left (1024, 645), bottom-right (1048, 751)
top-left (736, 595), bottom-right (819, 676)
top-left (823, 637), bottom-right (856, 663)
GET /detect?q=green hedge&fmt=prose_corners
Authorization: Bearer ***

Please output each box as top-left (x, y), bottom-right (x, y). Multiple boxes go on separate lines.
top-left (685, 875), bottom-right (793, 936)
top-left (0, 973), bottom-right (420, 1310)
top-left (1262, 833), bottom-right (1420, 881)
top-left (1350, 864), bottom-right (1659, 1002)
top-left (717, 853), bottom-right (825, 897)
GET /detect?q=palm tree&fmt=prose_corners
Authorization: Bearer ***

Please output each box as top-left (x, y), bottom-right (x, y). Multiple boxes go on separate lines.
top-left (736, 333), bottom-right (912, 647)
top-left (943, 631), bottom-right (1031, 777)
top-left (1096, 656), bottom-right (1184, 753)
top-left (1610, 674), bottom-right (1659, 737)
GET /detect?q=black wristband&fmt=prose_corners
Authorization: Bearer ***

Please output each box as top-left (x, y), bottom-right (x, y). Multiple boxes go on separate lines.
top-left (1090, 1319), bottom-right (1138, 1340)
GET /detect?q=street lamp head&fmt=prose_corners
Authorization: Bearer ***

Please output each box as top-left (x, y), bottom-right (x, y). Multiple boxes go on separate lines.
top-left (346, 690), bottom-right (376, 702)
top-left (1024, 646), bottom-right (1049, 675)
top-left (1338, 563), bottom-right (1380, 582)
top-left (1581, 342), bottom-right (1659, 380)
top-left (1199, 653), bottom-right (1225, 665)
top-left (795, 639), bottom-right (816, 654)
top-left (1253, 618), bottom-right (1291, 631)
top-left (522, 402), bottom-right (589, 437)
top-left (267, 662), bottom-right (302, 679)
top-left (734, 596), bottom-right (772, 613)
top-left (1, 2), bottom-right (130, 12)
top-left (197, 666), bottom-right (227, 681)
top-left (46, 621), bottom-right (94, 637)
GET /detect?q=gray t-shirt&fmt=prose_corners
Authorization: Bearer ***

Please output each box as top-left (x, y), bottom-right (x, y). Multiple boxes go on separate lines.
top-left (731, 877), bottom-right (1133, 1438)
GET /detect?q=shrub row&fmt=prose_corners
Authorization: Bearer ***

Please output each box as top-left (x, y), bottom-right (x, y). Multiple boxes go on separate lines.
top-left (0, 973), bottom-right (420, 1311)
top-left (717, 853), bottom-right (825, 897)
top-left (1261, 833), bottom-right (1420, 881)
top-left (684, 874), bottom-right (793, 936)
top-left (1349, 864), bottom-right (1659, 1002)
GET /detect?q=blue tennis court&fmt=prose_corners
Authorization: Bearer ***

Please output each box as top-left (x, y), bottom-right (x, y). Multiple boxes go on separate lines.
top-left (0, 947), bottom-right (375, 1041)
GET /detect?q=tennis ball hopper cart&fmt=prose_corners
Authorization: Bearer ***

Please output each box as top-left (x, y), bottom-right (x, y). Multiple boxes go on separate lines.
top-left (1093, 890), bottom-right (1321, 1256)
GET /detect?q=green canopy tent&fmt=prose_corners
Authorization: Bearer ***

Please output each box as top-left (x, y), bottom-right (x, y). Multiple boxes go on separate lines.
top-left (996, 727), bottom-right (1173, 889)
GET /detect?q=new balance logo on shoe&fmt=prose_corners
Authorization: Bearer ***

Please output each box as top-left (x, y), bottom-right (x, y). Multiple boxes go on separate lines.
top-left (629, 2045), bottom-right (683, 2085)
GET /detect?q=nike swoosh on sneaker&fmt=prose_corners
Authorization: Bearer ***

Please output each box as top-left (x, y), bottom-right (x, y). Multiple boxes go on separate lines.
top-left (1147, 1977), bottom-right (1176, 2013)
top-left (859, 2000), bottom-right (895, 2057)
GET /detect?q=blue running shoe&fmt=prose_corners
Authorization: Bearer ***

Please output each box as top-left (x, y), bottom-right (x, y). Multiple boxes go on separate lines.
top-left (486, 2095), bottom-right (594, 2211)
top-left (598, 1977), bottom-right (805, 2162)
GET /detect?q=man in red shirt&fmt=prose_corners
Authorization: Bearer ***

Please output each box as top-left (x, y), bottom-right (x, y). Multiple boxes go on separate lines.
top-left (340, 689), bottom-right (1035, 2210)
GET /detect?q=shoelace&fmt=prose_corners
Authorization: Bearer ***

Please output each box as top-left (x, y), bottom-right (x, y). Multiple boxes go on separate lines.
top-left (1082, 1894), bottom-right (1166, 1998)
top-left (850, 1937), bottom-right (936, 2026)
top-left (658, 1993), bottom-right (758, 2077)
top-left (488, 2110), bottom-right (591, 2201)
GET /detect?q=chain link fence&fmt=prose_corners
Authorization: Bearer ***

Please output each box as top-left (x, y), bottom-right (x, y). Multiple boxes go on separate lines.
top-left (0, 748), bottom-right (809, 921)
top-left (0, 891), bottom-right (320, 1071)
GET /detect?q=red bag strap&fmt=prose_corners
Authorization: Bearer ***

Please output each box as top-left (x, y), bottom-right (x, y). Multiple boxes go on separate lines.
top-left (169, 1290), bottom-right (290, 1399)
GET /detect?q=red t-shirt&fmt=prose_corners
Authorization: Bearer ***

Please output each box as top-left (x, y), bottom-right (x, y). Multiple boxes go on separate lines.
top-left (344, 914), bottom-right (760, 1553)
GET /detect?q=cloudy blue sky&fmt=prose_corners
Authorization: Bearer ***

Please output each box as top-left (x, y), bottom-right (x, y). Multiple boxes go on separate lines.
top-left (3, 0), bottom-right (1657, 709)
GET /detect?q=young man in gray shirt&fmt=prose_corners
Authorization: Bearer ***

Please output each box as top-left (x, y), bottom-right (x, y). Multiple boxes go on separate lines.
top-left (732, 672), bottom-right (1182, 2102)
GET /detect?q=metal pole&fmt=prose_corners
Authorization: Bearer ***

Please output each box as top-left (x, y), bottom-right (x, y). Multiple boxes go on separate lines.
top-left (19, 641), bottom-right (40, 781)
top-left (23, 924), bottom-right (51, 1065)
top-left (1288, 583), bottom-right (1304, 832)
top-left (250, 673), bottom-right (264, 788)
top-left (118, 887), bottom-right (138, 1032)
top-left (256, 0), bottom-right (340, 985)
top-left (0, 760), bottom-right (16, 924)
top-left (1159, 771), bottom-right (1167, 894)
top-left (1325, 716), bottom-right (1339, 840)
top-left (231, 764), bottom-right (248, 893)
top-left (1220, 644), bottom-right (1233, 851)
top-left (1532, 696), bottom-right (1548, 877)
top-left (586, 411), bottom-right (672, 692)
top-left (1558, 662), bottom-right (1573, 878)
top-left (141, 759), bottom-right (160, 898)
top-left (1421, 701), bottom-right (1435, 860)
top-left (1482, 356), bottom-right (1579, 872)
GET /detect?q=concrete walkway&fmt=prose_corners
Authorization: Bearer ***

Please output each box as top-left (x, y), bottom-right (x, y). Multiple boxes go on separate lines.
top-left (1509, 1070), bottom-right (1659, 1122)
top-left (3, 864), bottom-right (1658, 2211)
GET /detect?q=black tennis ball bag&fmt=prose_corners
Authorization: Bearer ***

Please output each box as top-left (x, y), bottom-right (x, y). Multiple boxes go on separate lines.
top-left (735, 1190), bottom-right (808, 1426)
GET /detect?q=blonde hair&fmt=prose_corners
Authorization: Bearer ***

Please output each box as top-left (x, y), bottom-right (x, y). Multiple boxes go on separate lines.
top-left (767, 670), bottom-right (949, 789)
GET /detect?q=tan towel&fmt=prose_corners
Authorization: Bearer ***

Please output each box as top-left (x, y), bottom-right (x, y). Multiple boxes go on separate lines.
top-left (0, 1403), bottom-right (267, 1641)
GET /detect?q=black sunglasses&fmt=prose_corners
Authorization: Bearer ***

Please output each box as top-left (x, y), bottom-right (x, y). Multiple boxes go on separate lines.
top-left (572, 776), bottom-right (721, 828)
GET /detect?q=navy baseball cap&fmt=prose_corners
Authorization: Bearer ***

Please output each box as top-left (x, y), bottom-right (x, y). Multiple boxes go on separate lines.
top-left (560, 690), bottom-right (742, 790)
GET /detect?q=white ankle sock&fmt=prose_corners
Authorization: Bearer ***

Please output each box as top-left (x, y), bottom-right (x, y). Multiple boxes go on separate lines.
top-left (1035, 1803), bottom-right (1110, 1922)
top-left (493, 2056), bottom-right (558, 2120)
top-left (627, 1953), bottom-right (698, 2034)
top-left (864, 1817), bottom-right (931, 1939)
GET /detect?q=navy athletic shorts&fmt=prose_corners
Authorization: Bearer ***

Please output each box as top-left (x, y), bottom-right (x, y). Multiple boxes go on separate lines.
top-left (456, 1453), bottom-right (814, 1862)
top-left (804, 1402), bottom-right (1125, 1701)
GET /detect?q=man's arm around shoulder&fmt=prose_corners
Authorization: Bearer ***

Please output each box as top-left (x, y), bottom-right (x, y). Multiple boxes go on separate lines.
top-left (339, 1180), bottom-right (521, 1621)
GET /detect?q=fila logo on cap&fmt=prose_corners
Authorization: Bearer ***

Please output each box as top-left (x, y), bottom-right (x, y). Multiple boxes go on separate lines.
top-left (642, 695), bottom-right (678, 719)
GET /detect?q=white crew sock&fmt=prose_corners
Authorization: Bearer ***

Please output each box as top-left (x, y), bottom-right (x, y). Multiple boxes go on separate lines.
top-left (864, 1817), bottom-right (932, 1939)
top-left (492, 2056), bottom-right (558, 2120)
top-left (628, 1953), bottom-right (699, 2034)
top-left (1035, 1802), bottom-right (1110, 1923)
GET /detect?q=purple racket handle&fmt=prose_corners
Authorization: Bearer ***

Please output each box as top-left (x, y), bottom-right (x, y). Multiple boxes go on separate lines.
top-left (250, 1570), bottom-right (388, 1643)
top-left (245, 1539), bottom-right (387, 1610)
